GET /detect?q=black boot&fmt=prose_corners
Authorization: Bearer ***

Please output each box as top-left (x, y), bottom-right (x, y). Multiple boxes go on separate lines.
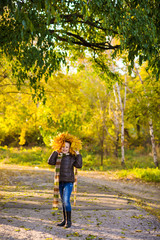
top-left (65, 211), bottom-right (71, 228)
top-left (57, 207), bottom-right (66, 227)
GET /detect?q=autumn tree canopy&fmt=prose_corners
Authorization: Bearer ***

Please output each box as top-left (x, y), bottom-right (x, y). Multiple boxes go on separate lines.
top-left (0, 0), bottom-right (159, 95)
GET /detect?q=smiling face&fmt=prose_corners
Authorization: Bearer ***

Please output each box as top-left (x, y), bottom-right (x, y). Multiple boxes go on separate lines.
top-left (61, 141), bottom-right (70, 154)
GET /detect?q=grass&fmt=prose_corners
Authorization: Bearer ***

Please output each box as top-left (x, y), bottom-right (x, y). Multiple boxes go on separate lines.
top-left (0, 146), bottom-right (160, 183)
top-left (82, 151), bottom-right (157, 170)
top-left (0, 146), bottom-right (51, 168)
top-left (117, 167), bottom-right (160, 182)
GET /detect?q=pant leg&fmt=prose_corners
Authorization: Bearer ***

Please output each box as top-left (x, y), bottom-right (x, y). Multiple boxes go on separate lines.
top-left (62, 182), bottom-right (73, 212)
top-left (59, 182), bottom-right (65, 209)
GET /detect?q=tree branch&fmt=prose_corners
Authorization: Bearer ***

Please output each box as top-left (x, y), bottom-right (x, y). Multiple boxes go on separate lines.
top-left (0, 84), bottom-right (18, 87)
top-left (50, 13), bottom-right (118, 35)
top-left (0, 92), bottom-right (31, 95)
top-left (50, 30), bottom-right (120, 50)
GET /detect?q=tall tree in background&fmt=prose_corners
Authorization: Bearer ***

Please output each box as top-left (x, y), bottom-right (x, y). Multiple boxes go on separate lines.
top-left (0, 0), bottom-right (159, 98)
top-left (133, 66), bottom-right (159, 167)
top-left (0, 54), bottom-right (83, 146)
top-left (116, 77), bottom-right (127, 166)
top-left (0, 54), bottom-right (160, 167)
top-left (110, 85), bottom-right (120, 158)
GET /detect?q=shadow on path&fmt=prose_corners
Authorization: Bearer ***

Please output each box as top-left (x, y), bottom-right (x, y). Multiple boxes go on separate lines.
top-left (0, 166), bottom-right (160, 240)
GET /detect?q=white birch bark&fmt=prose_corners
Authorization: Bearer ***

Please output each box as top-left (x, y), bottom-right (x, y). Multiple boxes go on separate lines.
top-left (112, 85), bottom-right (120, 157)
top-left (116, 76), bottom-right (127, 166)
top-left (113, 85), bottom-right (119, 131)
top-left (149, 119), bottom-right (158, 167)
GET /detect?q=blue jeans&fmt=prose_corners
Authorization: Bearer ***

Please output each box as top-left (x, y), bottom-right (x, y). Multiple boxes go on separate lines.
top-left (59, 182), bottom-right (73, 212)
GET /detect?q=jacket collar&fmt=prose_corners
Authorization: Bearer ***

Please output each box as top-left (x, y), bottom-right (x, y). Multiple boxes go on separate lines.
top-left (59, 153), bottom-right (70, 157)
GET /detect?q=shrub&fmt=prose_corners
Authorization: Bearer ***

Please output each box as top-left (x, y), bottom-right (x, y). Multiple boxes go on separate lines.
top-left (82, 154), bottom-right (96, 170)
top-left (139, 168), bottom-right (160, 182)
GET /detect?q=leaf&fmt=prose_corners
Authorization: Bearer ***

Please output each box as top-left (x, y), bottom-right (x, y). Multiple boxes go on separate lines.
top-left (22, 20), bottom-right (27, 29)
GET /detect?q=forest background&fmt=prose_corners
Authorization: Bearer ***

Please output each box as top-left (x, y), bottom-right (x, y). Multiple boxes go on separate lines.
top-left (0, 0), bottom-right (160, 183)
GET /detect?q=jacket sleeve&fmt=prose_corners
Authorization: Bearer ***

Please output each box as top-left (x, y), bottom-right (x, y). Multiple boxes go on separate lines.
top-left (48, 151), bottom-right (58, 165)
top-left (73, 154), bottom-right (82, 168)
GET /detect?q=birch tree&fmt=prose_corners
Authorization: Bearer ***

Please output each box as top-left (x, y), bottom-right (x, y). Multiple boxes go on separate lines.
top-left (115, 76), bottom-right (127, 166)
top-left (109, 86), bottom-right (120, 158)
top-left (134, 67), bottom-right (158, 167)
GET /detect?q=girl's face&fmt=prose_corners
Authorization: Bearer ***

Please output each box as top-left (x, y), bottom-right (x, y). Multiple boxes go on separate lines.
top-left (61, 142), bottom-right (70, 154)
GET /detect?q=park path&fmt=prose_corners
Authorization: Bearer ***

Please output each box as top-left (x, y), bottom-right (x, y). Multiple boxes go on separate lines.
top-left (0, 164), bottom-right (160, 240)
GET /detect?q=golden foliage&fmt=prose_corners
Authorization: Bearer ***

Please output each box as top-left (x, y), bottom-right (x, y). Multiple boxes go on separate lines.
top-left (51, 132), bottom-right (82, 155)
top-left (19, 127), bottom-right (26, 146)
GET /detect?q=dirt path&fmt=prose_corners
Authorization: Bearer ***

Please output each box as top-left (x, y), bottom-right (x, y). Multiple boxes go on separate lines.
top-left (78, 171), bottom-right (160, 214)
top-left (0, 165), bottom-right (160, 240)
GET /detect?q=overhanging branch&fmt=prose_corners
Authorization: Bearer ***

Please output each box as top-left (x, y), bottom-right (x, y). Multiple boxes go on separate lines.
top-left (50, 13), bottom-right (118, 35)
top-left (49, 29), bottom-right (120, 50)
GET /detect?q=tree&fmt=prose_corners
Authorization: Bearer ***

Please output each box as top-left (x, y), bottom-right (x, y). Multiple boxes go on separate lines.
top-left (0, 54), bottom-right (84, 146)
top-left (133, 65), bottom-right (159, 167)
top-left (110, 85), bottom-right (120, 158)
top-left (113, 79), bottom-right (126, 166)
top-left (0, 0), bottom-right (159, 96)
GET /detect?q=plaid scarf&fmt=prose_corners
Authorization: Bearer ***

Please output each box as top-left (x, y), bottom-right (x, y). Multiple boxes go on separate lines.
top-left (53, 153), bottom-right (77, 209)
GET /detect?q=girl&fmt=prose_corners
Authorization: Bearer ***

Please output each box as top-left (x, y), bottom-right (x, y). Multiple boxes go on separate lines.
top-left (48, 136), bottom-right (82, 228)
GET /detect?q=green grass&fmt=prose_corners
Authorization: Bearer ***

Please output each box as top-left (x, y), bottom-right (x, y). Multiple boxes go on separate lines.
top-left (82, 148), bottom-right (157, 171)
top-left (82, 155), bottom-right (157, 171)
top-left (116, 168), bottom-right (160, 182)
top-left (0, 146), bottom-right (51, 168)
top-left (0, 146), bottom-right (160, 182)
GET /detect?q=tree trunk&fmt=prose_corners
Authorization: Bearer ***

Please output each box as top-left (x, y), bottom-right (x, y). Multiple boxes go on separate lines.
top-left (136, 119), bottom-right (141, 139)
top-left (134, 67), bottom-right (158, 167)
top-left (100, 127), bottom-right (105, 166)
top-left (112, 85), bottom-right (120, 158)
top-left (100, 144), bottom-right (104, 167)
top-left (114, 134), bottom-right (119, 158)
top-left (149, 119), bottom-right (158, 167)
top-left (121, 108), bottom-right (125, 166)
top-left (116, 80), bottom-right (126, 167)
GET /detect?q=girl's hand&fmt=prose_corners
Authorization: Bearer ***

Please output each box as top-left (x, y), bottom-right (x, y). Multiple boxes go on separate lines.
top-left (75, 151), bottom-right (79, 155)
